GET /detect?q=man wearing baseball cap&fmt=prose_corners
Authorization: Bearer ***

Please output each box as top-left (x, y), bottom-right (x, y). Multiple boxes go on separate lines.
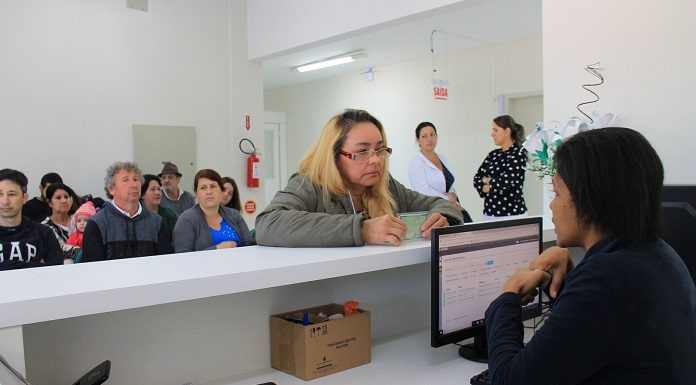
top-left (158, 162), bottom-right (195, 216)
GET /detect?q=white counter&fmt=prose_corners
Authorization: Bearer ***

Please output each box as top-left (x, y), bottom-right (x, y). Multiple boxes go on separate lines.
top-left (1, 228), bottom-right (557, 385)
top-left (210, 329), bottom-right (487, 385)
top-left (0, 240), bottom-right (431, 329)
top-left (1, 241), bottom-right (436, 385)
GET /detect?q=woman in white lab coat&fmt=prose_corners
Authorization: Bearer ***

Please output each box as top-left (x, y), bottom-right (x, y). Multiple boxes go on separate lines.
top-left (408, 122), bottom-right (471, 222)
top-left (408, 122), bottom-right (459, 202)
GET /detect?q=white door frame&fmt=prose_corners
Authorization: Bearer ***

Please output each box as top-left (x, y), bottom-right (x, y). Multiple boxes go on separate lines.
top-left (263, 111), bottom-right (287, 203)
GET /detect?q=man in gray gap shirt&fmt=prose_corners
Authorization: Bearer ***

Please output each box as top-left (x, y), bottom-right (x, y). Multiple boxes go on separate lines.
top-left (158, 162), bottom-right (195, 216)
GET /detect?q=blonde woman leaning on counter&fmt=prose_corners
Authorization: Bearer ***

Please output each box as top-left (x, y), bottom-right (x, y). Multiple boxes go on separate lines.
top-left (255, 109), bottom-right (463, 247)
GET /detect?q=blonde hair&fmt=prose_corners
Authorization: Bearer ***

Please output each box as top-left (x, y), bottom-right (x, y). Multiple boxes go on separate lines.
top-left (298, 109), bottom-right (395, 218)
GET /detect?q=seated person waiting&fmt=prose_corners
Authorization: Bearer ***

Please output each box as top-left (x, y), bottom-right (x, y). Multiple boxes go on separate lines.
top-left (141, 174), bottom-right (178, 243)
top-left (23, 172), bottom-right (63, 222)
top-left (82, 162), bottom-right (173, 261)
top-left (0, 168), bottom-right (62, 270)
top-left (484, 127), bottom-right (696, 384)
top-left (172, 169), bottom-right (254, 252)
top-left (255, 109), bottom-right (463, 247)
top-left (41, 183), bottom-right (81, 263)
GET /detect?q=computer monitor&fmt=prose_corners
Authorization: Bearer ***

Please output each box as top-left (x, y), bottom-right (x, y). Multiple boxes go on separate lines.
top-left (661, 185), bottom-right (696, 285)
top-left (431, 217), bottom-right (543, 362)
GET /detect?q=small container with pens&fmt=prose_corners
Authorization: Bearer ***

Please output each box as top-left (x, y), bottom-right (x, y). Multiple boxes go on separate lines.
top-left (269, 302), bottom-right (371, 380)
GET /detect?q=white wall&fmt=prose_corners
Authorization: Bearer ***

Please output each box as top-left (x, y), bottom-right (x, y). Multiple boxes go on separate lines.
top-left (226, 1), bottom-right (265, 221)
top-left (0, 0), bottom-right (264, 218)
top-left (543, 0), bottom-right (695, 184)
top-left (246, 0), bottom-right (465, 60)
top-left (265, 38), bottom-right (543, 217)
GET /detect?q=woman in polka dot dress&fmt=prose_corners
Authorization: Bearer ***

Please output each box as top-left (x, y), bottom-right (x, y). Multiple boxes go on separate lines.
top-left (473, 115), bottom-right (528, 221)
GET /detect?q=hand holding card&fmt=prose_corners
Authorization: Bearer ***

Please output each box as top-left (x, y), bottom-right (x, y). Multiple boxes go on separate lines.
top-left (397, 212), bottom-right (428, 240)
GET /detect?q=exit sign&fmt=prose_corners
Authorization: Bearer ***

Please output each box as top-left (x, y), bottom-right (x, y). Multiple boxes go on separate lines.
top-left (432, 78), bottom-right (449, 100)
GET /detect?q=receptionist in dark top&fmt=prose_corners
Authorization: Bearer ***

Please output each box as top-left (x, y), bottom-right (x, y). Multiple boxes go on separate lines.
top-left (485, 127), bottom-right (696, 384)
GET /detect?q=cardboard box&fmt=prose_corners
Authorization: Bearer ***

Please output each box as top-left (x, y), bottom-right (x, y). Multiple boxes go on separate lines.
top-left (270, 303), bottom-right (371, 380)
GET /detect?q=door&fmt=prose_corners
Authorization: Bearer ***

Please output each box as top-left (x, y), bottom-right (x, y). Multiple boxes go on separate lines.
top-left (132, 125), bottom-right (196, 192)
top-left (508, 95), bottom-right (543, 217)
top-left (263, 112), bottom-right (287, 206)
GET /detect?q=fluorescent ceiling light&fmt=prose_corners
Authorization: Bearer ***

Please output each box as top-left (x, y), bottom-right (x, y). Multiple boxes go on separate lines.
top-left (294, 51), bottom-right (368, 73)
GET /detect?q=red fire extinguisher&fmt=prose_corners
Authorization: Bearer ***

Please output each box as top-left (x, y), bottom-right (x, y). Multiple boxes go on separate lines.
top-left (247, 152), bottom-right (260, 188)
top-left (240, 138), bottom-right (260, 188)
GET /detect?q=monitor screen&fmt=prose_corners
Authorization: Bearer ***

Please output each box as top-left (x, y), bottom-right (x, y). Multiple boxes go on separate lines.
top-left (661, 185), bottom-right (696, 285)
top-left (431, 217), bottom-right (543, 362)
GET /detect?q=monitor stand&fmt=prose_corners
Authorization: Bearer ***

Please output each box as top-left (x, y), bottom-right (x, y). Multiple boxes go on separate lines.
top-left (458, 334), bottom-right (488, 363)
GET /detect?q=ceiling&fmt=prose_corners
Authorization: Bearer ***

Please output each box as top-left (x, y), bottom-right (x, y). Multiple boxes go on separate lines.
top-left (261, 0), bottom-right (541, 90)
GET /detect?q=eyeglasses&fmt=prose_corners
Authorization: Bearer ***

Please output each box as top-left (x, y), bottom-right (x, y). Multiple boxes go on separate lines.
top-left (338, 147), bottom-right (392, 163)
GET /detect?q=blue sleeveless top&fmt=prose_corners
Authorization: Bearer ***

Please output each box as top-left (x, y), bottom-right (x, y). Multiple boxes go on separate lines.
top-left (210, 218), bottom-right (243, 247)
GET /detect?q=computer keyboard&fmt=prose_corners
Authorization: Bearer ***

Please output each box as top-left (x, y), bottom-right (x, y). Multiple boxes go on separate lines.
top-left (470, 368), bottom-right (491, 385)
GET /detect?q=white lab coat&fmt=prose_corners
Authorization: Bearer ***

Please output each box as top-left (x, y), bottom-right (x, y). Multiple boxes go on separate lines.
top-left (408, 152), bottom-right (456, 200)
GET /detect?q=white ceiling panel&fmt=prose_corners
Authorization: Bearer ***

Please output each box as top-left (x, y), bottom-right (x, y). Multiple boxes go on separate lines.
top-left (261, 0), bottom-right (541, 89)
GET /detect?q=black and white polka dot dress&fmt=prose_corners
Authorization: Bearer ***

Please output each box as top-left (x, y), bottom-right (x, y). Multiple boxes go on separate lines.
top-left (473, 144), bottom-right (528, 217)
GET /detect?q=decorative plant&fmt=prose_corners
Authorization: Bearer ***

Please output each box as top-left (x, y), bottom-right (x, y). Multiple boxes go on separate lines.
top-left (523, 63), bottom-right (617, 178)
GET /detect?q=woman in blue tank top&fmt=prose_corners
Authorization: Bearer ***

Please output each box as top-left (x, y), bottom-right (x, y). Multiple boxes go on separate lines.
top-left (172, 169), bottom-right (255, 253)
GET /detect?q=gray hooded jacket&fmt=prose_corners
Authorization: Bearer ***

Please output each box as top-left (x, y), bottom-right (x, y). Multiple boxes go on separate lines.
top-left (255, 173), bottom-right (463, 247)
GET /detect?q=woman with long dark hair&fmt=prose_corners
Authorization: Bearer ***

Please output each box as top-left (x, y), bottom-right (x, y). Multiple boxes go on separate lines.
top-left (140, 174), bottom-right (178, 243)
top-left (473, 115), bottom-right (528, 220)
top-left (221, 176), bottom-right (241, 211)
top-left (41, 183), bottom-right (81, 263)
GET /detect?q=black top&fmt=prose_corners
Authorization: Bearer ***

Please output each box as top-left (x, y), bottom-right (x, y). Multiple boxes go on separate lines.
top-left (0, 217), bottom-right (63, 270)
top-left (473, 144), bottom-right (527, 216)
top-left (485, 236), bottom-right (696, 385)
top-left (22, 197), bottom-right (51, 222)
top-left (442, 162), bottom-right (455, 193)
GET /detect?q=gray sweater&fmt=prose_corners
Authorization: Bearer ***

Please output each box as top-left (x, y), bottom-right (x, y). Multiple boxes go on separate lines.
top-left (255, 173), bottom-right (463, 247)
top-left (82, 202), bottom-right (172, 261)
top-left (160, 190), bottom-right (196, 216)
top-left (172, 205), bottom-right (255, 253)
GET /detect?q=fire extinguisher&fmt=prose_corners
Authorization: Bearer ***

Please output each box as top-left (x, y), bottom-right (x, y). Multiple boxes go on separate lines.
top-left (240, 138), bottom-right (260, 188)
